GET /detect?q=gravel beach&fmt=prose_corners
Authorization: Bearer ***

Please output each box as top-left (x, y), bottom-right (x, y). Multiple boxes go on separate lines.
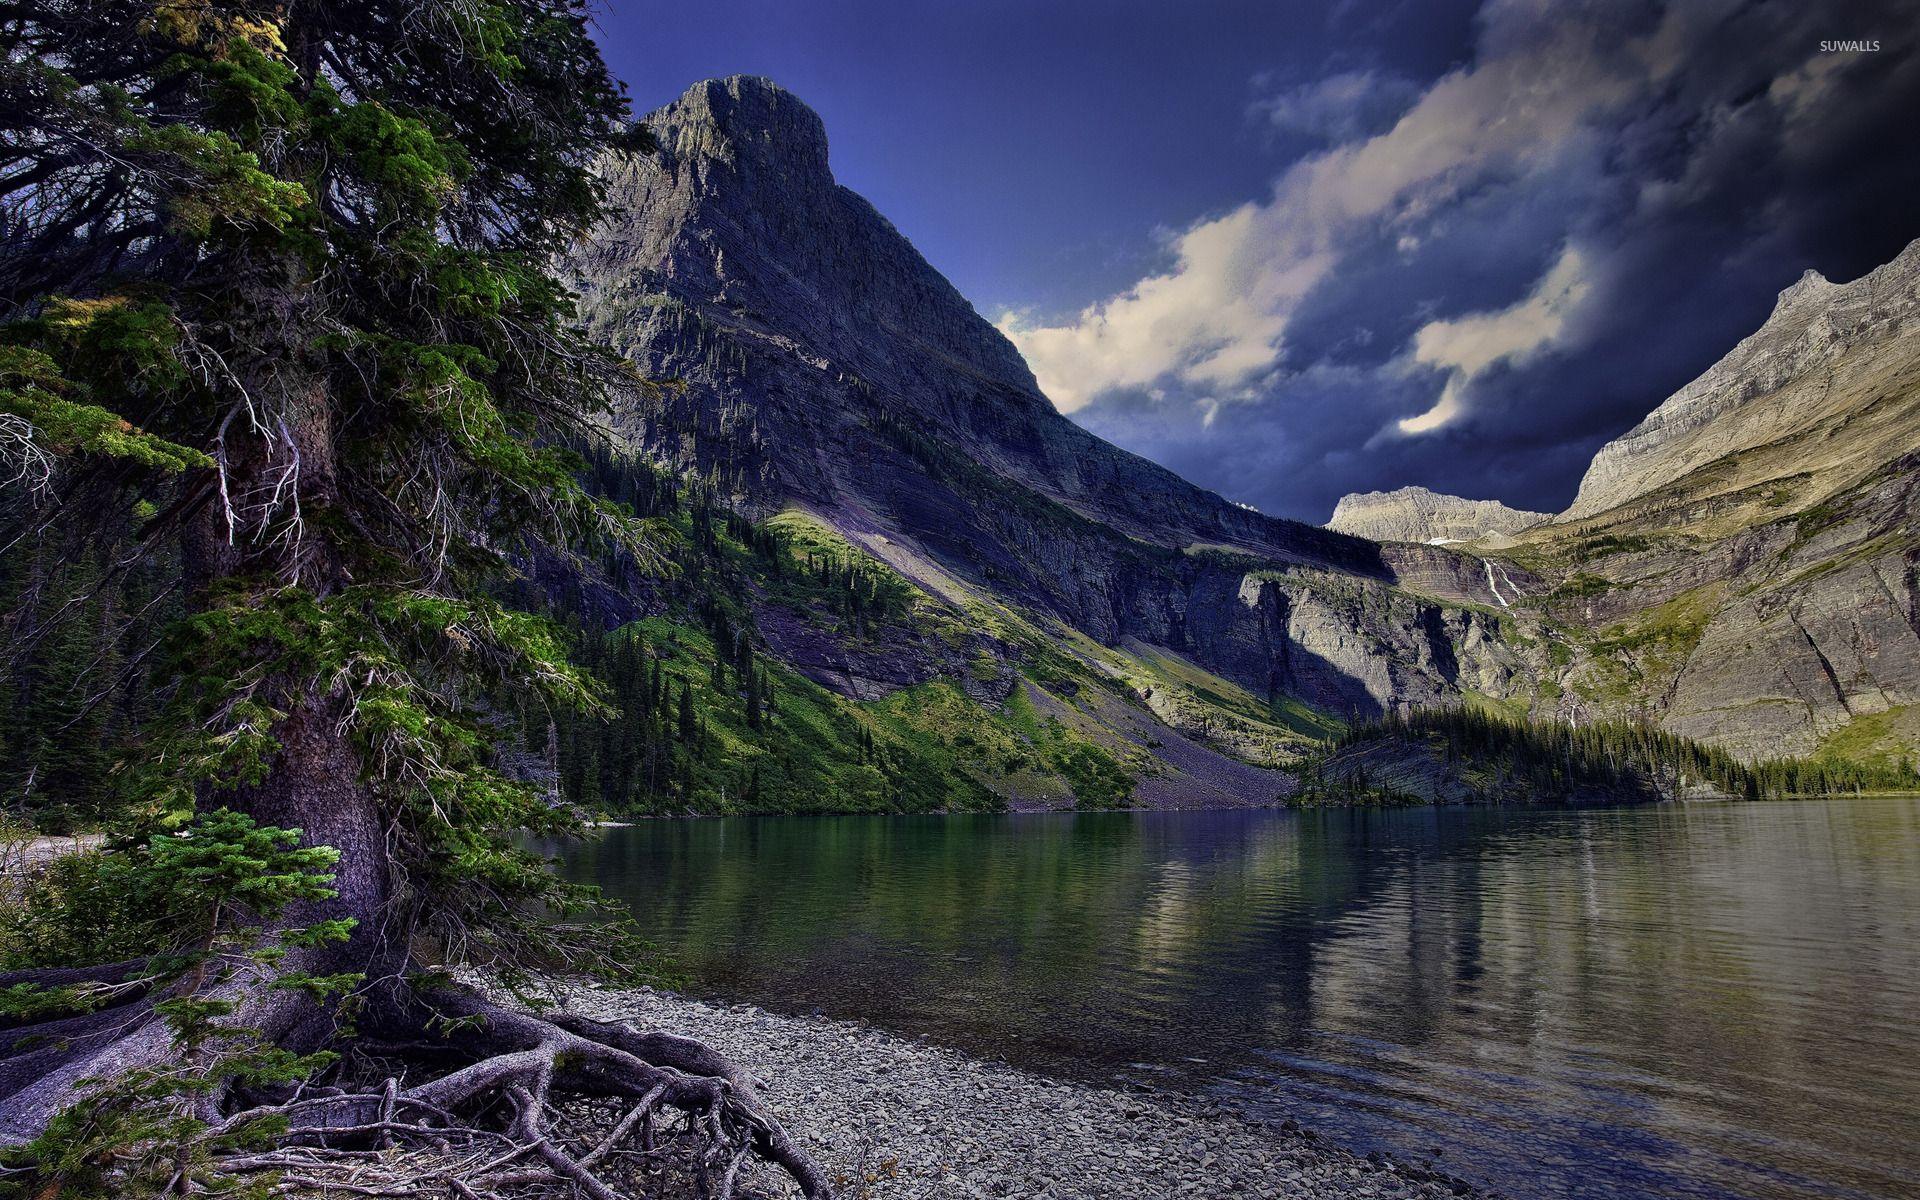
top-left (556, 983), bottom-right (1494, 1200)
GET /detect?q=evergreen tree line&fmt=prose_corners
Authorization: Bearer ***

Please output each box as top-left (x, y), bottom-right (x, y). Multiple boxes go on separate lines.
top-left (572, 437), bottom-right (785, 576)
top-left (0, 500), bottom-right (178, 831)
top-left (541, 612), bottom-right (917, 816)
top-left (547, 625), bottom-right (706, 812)
top-left (788, 548), bottom-right (911, 634)
top-left (694, 597), bottom-right (776, 732)
top-left (576, 437), bottom-right (684, 520)
top-left (2, 427), bottom-right (896, 829)
top-left (579, 431), bottom-right (912, 641)
top-left (1337, 706), bottom-right (1920, 801)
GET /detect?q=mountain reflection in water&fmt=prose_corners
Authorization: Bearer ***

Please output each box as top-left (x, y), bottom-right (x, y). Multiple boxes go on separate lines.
top-left (546, 799), bottom-right (1920, 1200)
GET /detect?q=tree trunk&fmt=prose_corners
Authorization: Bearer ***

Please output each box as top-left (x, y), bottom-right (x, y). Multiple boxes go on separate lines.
top-left (0, 246), bottom-right (836, 1197)
top-left (0, 703), bottom-right (385, 1139)
top-left (232, 696), bottom-right (394, 975)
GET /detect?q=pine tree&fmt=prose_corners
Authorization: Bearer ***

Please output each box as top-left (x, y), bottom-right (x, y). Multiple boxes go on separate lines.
top-left (0, 3), bottom-right (827, 1194)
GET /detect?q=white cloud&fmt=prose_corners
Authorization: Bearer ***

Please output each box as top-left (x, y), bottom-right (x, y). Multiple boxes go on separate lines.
top-left (1395, 378), bottom-right (1465, 435)
top-left (1249, 69), bottom-right (1421, 144)
top-left (1397, 244), bottom-right (1594, 433)
top-left (1000, 1), bottom-right (1700, 419)
top-left (995, 203), bottom-right (1314, 413)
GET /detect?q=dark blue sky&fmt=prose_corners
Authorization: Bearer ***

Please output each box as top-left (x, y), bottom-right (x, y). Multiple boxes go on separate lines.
top-left (594, 1), bottom-right (1920, 522)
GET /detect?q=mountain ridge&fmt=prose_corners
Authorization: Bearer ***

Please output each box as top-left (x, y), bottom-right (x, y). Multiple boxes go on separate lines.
top-left (1328, 486), bottom-right (1550, 545)
top-left (1479, 238), bottom-right (1920, 762)
top-left (559, 76), bottom-right (1538, 805)
top-left (572, 76), bottom-right (1364, 568)
top-left (1563, 236), bottom-right (1920, 521)
top-left (564, 75), bottom-right (1919, 784)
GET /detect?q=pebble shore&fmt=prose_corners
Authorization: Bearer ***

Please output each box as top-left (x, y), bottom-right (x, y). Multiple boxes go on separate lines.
top-left (556, 983), bottom-right (1494, 1200)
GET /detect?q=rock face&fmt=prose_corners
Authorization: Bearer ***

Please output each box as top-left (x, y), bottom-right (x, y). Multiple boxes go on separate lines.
top-left (1524, 447), bottom-right (1920, 761)
top-left (570, 76), bottom-right (1368, 568)
top-left (564, 77), bottom-right (1535, 778)
top-left (1328, 486), bottom-right (1549, 544)
top-left (564, 76), bottom-right (1919, 773)
top-left (1500, 238), bottom-right (1920, 762)
top-left (1564, 238), bottom-right (1920, 520)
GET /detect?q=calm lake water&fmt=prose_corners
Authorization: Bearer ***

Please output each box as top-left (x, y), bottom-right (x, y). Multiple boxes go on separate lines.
top-left (547, 799), bottom-right (1920, 1200)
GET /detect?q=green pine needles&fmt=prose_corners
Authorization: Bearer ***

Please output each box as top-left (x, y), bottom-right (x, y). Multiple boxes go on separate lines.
top-left (0, 810), bottom-right (355, 1198)
top-left (3, 0), bottom-right (645, 954)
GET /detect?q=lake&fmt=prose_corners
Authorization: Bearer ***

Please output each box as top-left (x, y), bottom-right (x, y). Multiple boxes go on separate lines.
top-left (547, 799), bottom-right (1920, 1200)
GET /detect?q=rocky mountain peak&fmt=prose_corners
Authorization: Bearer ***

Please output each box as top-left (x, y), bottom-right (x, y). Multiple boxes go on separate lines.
top-left (1770, 266), bottom-right (1837, 317)
top-left (577, 76), bottom-right (1049, 419)
top-left (569, 79), bottom-right (1373, 574)
top-left (650, 75), bottom-right (833, 186)
top-left (1327, 486), bottom-right (1549, 544)
top-left (1563, 237), bottom-right (1920, 520)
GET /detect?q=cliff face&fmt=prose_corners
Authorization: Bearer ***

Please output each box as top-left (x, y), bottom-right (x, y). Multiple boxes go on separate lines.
top-left (1507, 446), bottom-right (1920, 762)
top-left (1328, 487), bottom-right (1549, 544)
top-left (1564, 239), bottom-right (1920, 521)
top-left (569, 77), bottom-right (1370, 568)
top-left (1495, 239), bottom-right (1920, 762)
top-left (563, 77), bottom-right (1917, 778)
top-left (562, 78), bottom-right (1535, 796)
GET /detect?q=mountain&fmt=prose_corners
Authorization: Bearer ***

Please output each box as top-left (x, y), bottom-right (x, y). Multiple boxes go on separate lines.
top-left (560, 77), bottom-right (1539, 805)
top-left (1327, 487), bottom-right (1549, 545)
top-left (1479, 239), bottom-right (1920, 763)
top-left (1564, 240), bottom-right (1920, 524)
top-left (569, 76), bottom-right (1362, 568)
top-left (561, 76), bottom-right (1918, 793)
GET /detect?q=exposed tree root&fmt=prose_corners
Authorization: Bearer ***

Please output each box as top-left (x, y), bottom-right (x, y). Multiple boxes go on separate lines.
top-left (0, 979), bottom-right (835, 1199)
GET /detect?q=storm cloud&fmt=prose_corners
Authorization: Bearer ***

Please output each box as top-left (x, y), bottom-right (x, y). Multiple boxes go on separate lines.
top-left (997, 0), bottom-right (1920, 522)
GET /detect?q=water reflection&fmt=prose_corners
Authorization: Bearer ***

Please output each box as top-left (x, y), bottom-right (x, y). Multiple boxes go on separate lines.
top-left (546, 800), bottom-right (1920, 1200)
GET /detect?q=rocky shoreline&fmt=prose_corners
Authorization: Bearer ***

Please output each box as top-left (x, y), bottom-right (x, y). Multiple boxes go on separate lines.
top-left (553, 982), bottom-right (1493, 1199)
